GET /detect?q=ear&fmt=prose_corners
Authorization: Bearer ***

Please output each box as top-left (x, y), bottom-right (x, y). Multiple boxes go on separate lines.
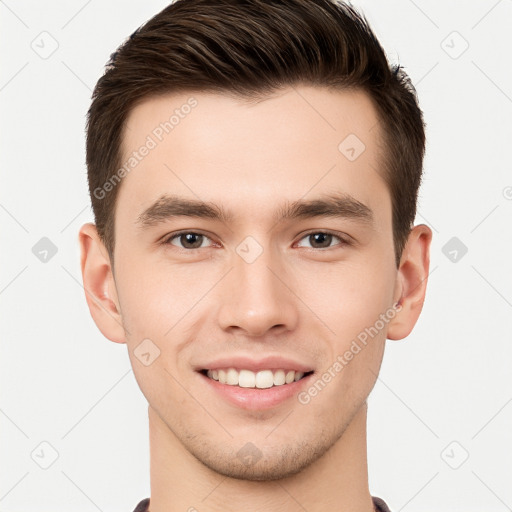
top-left (78, 222), bottom-right (126, 344)
top-left (387, 224), bottom-right (432, 340)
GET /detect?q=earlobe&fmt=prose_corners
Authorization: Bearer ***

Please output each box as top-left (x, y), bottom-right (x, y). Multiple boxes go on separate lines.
top-left (78, 223), bottom-right (126, 344)
top-left (387, 224), bottom-right (432, 341)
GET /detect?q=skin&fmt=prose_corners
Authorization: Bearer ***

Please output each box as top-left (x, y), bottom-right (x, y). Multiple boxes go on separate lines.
top-left (79, 85), bottom-right (432, 512)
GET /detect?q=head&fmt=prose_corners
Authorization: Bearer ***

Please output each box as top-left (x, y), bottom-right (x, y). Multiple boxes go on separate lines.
top-left (80, 0), bottom-right (431, 482)
top-left (86, 0), bottom-right (425, 269)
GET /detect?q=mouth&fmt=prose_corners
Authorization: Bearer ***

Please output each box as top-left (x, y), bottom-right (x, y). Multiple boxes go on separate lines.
top-left (199, 368), bottom-right (315, 389)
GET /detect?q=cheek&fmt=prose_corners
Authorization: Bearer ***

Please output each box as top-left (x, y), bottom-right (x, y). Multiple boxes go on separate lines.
top-left (293, 258), bottom-right (397, 340)
top-left (115, 254), bottom-right (208, 339)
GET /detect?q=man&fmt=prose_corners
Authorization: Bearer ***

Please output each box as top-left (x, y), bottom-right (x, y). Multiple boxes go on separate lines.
top-left (79, 0), bottom-right (432, 510)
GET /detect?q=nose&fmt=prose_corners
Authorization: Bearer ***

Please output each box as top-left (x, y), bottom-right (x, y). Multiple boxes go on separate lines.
top-left (217, 243), bottom-right (299, 337)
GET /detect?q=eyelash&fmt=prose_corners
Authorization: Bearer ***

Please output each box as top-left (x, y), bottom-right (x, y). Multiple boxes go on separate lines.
top-left (161, 230), bottom-right (351, 251)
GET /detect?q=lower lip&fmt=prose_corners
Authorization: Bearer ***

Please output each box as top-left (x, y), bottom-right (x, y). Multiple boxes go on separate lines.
top-left (199, 372), bottom-right (314, 410)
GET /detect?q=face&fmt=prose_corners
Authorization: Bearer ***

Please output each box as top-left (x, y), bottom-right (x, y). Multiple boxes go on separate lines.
top-left (82, 86), bottom-right (428, 481)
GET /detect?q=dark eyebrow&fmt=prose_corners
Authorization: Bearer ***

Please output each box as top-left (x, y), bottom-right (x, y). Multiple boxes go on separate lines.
top-left (136, 195), bottom-right (234, 227)
top-left (136, 192), bottom-right (373, 228)
top-left (275, 192), bottom-right (373, 225)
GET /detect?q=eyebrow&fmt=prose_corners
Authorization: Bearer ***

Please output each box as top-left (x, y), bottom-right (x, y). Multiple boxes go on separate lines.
top-left (136, 192), bottom-right (373, 228)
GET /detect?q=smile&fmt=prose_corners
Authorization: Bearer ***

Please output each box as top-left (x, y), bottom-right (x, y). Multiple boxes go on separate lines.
top-left (201, 368), bottom-right (314, 389)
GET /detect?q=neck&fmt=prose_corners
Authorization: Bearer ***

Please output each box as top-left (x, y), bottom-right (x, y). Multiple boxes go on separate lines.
top-left (147, 402), bottom-right (374, 512)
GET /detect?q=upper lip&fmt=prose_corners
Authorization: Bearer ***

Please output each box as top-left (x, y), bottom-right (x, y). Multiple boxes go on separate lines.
top-left (195, 355), bottom-right (314, 373)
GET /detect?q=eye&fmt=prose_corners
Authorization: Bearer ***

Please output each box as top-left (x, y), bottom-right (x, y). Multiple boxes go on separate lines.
top-left (295, 231), bottom-right (348, 249)
top-left (164, 231), bottom-right (215, 250)
top-left (162, 230), bottom-right (349, 251)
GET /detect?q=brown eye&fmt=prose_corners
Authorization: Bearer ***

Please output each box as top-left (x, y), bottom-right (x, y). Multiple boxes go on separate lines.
top-left (309, 233), bottom-right (333, 248)
top-left (166, 232), bottom-right (211, 249)
top-left (296, 231), bottom-right (346, 249)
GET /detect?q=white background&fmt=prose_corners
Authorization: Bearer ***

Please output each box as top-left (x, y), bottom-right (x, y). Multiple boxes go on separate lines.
top-left (1, 1), bottom-right (511, 511)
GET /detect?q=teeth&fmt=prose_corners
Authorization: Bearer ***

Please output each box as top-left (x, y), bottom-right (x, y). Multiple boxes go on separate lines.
top-left (239, 369), bottom-right (255, 388)
top-left (205, 368), bottom-right (309, 388)
top-left (255, 370), bottom-right (274, 389)
top-left (273, 369), bottom-right (285, 386)
top-left (226, 368), bottom-right (238, 385)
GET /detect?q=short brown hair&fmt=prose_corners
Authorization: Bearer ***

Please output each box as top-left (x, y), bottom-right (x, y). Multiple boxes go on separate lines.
top-left (86, 0), bottom-right (425, 267)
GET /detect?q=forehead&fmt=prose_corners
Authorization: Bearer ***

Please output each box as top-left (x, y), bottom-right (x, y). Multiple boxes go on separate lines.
top-left (117, 86), bottom-right (388, 226)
